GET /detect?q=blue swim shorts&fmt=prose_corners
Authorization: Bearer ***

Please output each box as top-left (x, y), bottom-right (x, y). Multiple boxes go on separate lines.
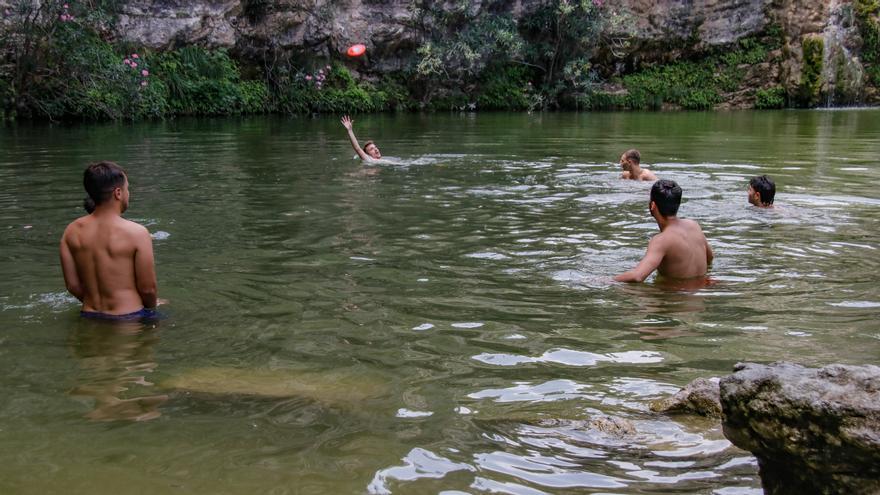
top-left (80, 307), bottom-right (159, 321)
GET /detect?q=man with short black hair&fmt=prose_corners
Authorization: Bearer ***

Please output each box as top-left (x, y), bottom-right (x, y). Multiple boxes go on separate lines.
top-left (748, 175), bottom-right (775, 207)
top-left (60, 161), bottom-right (159, 319)
top-left (620, 149), bottom-right (657, 181)
top-left (615, 179), bottom-right (713, 282)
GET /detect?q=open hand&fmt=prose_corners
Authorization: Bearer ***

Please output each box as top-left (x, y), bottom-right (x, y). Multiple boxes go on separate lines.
top-left (341, 115), bottom-right (354, 130)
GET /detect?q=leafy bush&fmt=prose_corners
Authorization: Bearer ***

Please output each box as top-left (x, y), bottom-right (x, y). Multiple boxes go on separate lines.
top-left (754, 86), bottom-right (786, 109)
top-left (476, 64), bottom-right (533, 110)
top-left (797, 37), bottom-right (824, 107)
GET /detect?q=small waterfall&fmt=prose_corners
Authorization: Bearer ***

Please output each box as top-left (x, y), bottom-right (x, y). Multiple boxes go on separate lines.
top-left (821, 0), bottom-right (866, 107)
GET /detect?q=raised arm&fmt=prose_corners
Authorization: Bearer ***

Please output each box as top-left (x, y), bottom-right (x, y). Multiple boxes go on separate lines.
top-left (614, 236), bottom-right (666, 283)
top-left (60, 232), bottom-right (84, 301)
top-left (133, 226), bottom-right (158, 309)
top-left (341, 115), bottom-right (371, 161)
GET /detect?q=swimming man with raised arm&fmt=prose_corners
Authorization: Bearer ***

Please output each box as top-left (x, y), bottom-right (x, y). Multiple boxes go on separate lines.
top-left (341, 115), bottom-right (381, 162)
top-left (620, 149), bottom-right (657, 181)
top-left (60, 161), bottom-right (159, 320)
top-left (747, 175), bottom-right (776, 208)
top-left (615, 179), bottom-right (713, 283)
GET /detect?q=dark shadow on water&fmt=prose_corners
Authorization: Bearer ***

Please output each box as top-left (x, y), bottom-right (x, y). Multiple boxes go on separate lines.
top-left (67, 317), bottom-right (168, 422)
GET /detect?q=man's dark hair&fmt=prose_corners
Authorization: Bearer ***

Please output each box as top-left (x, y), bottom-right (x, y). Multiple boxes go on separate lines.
top-left (83, 161), bottom-right (126, 207)
top-left (650, 179), bottom-right (682, 217)
top-left (363, 140), bottom-right (375, 152)
top-left (624, 149), bottom-right (641, 164)
top-left (749, 175), bottom-right (776, 205)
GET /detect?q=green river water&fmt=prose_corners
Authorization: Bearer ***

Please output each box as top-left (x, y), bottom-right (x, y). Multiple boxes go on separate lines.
top-left (1, 110), bottom-right (879, 494)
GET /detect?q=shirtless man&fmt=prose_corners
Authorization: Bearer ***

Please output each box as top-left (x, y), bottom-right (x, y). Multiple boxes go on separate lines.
top-left (60, 161), bottom-right (159, 319)
top-left (341, 115), bottom-right (381, 162)
top-left (747, 175), bottom-right (775, 208)
top-left (615, 179), bottom-right (713, 283)
top-left (620, 149), bottom-right (657, 181)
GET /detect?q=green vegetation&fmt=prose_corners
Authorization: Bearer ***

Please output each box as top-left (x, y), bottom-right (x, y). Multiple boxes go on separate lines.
top-left (855, 0), bottom-right (880, 86)
top-left (755, 86), bottom-right (787, 109)
top-left (581, 32), bottom-right (780, 110)
top-left (0, 1), bottom-right (872, 121)
top-left (797, 37), bottom-right (824, 107)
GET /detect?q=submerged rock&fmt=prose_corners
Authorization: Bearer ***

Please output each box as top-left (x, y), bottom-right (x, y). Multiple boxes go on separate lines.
top-left (650, 377), bottom-right (722, 418)
top-left (720, 362), bottom-right (880, 495)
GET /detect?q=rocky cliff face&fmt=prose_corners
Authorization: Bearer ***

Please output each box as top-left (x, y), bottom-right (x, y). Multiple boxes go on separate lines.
top-left (110, 0), bottom-right (877, 107)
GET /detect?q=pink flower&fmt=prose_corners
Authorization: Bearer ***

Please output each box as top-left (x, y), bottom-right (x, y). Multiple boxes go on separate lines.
top-left (63, 3), bottom-right (69, 9)
top-left (131, 62), bottom-right (138, 68)
top-left (131, 54), bottom-right (139, 59)
top-left (305, 75), bottom-right (312, 81)
top-left (141, 69), bottom-right (149, 76)
top-left (325, 65), bottom-right (331, 71)
top-left (123, 58), bottom-right (131, 65)
top-left (141, 81), bottom-right (148, 86)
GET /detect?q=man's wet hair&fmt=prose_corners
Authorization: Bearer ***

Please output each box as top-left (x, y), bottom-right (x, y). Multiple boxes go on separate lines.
top-left (624, 149), bottom-right (641, 164)
top-left (749, 175), bottom-right (776, 205)
top-left (83, 161), bottom-right (126, 208)
top-left (363, 140), bottom-right (376, 152)
top-left (651, 179), bottom-right (682, 217)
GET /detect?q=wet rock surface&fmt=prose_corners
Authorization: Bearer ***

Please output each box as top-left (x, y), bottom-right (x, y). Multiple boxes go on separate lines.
top-left (650, 377), bottom-right (722, 417)
top-left (720, 362), bottom-right (880, 495)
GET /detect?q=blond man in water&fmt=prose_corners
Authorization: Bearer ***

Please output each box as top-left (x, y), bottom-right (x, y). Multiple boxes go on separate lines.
top-left (60, 161), bottom-right (159, 320)
top-left (615, 179), bottom-right (713, 283)
top-left (620, 149), bottom-right (657, 181)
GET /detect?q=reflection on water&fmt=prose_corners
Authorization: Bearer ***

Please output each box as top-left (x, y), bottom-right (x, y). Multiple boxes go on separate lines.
top-left (1, 111), bottom-right (879, 493)
top-left (68, 319), bottom-right (167, 422)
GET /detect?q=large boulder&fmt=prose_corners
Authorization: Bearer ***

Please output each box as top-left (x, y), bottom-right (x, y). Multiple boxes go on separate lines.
top-left (720, 362), bottom-right (880, 495)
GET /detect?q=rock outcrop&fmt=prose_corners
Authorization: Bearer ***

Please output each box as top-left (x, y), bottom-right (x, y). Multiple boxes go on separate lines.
top-left (720, 362), bottom-right (880, 495)
top-left (650, 377), bottom-right (722, 417)
top-left (108, 0), bottom-right (878, 106)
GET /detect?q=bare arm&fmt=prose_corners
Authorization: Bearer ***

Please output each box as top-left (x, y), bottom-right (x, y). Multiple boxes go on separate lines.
top-left (60, 233), bottom-right (84, 301)
top-left (341, 115), bottom-right (371, 161)
top-left (614, 236), bottom-right (666, 283)
top-left (133, 226), bottom-right (158, 309)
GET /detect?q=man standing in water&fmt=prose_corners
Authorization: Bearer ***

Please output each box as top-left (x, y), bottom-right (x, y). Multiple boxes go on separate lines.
top-left (747, 175), bottom-right (776, 208)
top-left (620, 149), bottom-right (657, 181)
top-left (341, 115), bottom-right (382, 162)
top-left (60, 161), bottom-right (159, 319)
top-left (615, 179), bottom-right (713, 283)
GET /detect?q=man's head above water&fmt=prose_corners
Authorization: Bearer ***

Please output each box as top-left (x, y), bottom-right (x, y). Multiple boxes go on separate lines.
top-left (620, 149), bottom-right (641, 172)
top-left (83, 161), bottom-right (129, 214)
top-left (362, 140), bottom-right (381, 160)
top-left (650, 179), bottom-right (682, 218)
top-left (748, 175), bottom-right (775, 207)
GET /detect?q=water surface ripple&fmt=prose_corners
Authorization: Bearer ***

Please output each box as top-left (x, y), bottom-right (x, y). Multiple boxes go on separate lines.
top-left (1, 111), bottom-right (878, 494)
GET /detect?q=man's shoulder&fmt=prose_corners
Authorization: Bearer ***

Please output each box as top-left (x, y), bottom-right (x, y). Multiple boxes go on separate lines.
top-left (62, 215), bottom-right (90, 237)
top-left (117, 218), bottom-right (150, 237)
top-left (641, 170), bottom-right (658, 180)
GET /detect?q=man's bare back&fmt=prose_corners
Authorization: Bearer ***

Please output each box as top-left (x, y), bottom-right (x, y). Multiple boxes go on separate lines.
top-left (615, 179), bottom-right (713, 283)
top-left (621, 168), bottom-right (657, 181)
top-left (651, 219), bottom-right (711, 278)
top-left (60, 162), bottom-right (157, 316)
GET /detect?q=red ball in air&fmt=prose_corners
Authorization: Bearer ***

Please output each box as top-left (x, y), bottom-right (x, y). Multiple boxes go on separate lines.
top-left (346, 44), bottom-right (366, 57)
